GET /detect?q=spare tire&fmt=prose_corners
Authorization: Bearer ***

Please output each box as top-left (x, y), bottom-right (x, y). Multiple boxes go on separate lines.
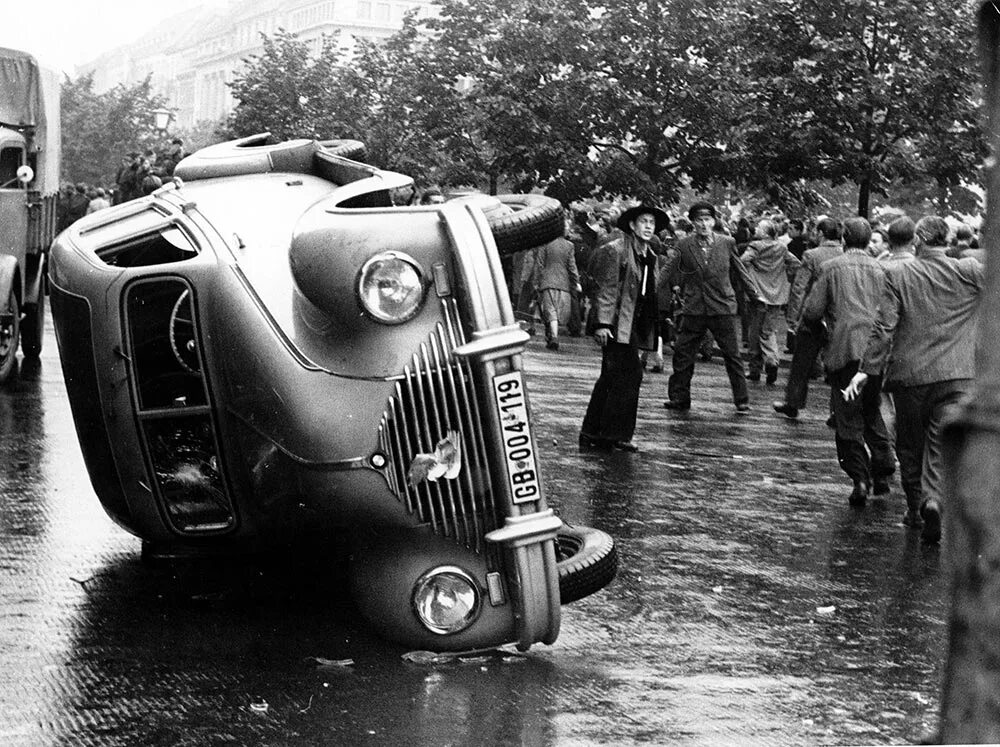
top-left (447, 193), bottom-right (565, 256)
top-left (488, 194), bottom-right (565, 256)
top-left (556, 524), bottom-right (617, 604)
top-left (174, 133), bottom-right (317, 181)
top-left (317, 138), bottom-right (368, 163)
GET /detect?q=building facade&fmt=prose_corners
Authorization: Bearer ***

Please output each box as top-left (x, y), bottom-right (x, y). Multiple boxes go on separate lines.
top-left (82, 0), bottom-right (434, 129)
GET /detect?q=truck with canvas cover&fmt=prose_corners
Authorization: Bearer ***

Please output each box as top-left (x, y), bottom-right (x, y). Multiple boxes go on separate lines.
top-left (0, 46), bottom-right (61, 381)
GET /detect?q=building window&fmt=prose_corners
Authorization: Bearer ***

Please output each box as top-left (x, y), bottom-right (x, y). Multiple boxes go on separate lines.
top-left (375, 3), bottom-right (390, 21)
top-left (358, 1), bottom-right (372, 19)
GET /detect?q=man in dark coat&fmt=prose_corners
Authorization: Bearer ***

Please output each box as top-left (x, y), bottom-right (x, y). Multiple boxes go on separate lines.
top-left (773, 217), bottom-right (845, 418)
top-left (580, 204), bottom-right (667, 452)
top-left (663, 201), bottom-right (760, 413)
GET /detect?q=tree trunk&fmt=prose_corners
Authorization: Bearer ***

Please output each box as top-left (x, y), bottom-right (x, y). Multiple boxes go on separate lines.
top-left (856, 175), bottom-right (871, 219)
top-left (939, 4), bottom-right (1000, 741)
top-left (489, 170), bottom-right (498, 196)
top-left (938, 181), bottom-right (951, 214)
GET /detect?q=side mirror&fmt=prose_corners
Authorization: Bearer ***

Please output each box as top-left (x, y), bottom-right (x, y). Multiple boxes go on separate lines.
top-left (16, 165), bottom-right (33, 185)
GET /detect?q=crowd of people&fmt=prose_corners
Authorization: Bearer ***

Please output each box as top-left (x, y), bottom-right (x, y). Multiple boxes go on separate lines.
top-left (512, 199), bottom-right (984, 546)
top-left (56, 139), bottom-right (187, 232)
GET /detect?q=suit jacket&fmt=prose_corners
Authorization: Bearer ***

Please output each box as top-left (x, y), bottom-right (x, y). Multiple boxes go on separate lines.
top-left (533, 237), bottom-right (580, 292)
top-left (666, 233), bottom-right (758, 315)
top-left (861, 247), bottom-right (983, 387)
top-left (592, 234), bottom-right (659, 349)
top-left (787, 240), bottom-right (843, 328)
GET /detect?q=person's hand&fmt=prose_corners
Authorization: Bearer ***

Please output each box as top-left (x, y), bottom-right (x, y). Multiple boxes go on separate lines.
top-left (594, 328), bottom-right (612, 347)
top-left (842, 371), bottom-right (869, 402)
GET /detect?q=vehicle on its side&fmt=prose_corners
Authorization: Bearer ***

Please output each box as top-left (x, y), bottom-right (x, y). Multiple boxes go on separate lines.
top-left (49, 134), bottom-right (617, 651)
top-left (0, 46), bottom-right (61, 381)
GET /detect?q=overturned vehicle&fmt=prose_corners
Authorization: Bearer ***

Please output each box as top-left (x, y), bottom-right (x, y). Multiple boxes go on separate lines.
top-left (49, 134), bottom-right (616, 650)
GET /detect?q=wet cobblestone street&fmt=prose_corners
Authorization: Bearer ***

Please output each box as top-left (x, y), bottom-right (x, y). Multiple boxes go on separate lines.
top-left (0, 323), bottom-right (947, 745)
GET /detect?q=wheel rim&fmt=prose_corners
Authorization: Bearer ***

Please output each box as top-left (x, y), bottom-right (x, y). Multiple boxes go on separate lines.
top-left (0, 293), bottom-right (16, 358)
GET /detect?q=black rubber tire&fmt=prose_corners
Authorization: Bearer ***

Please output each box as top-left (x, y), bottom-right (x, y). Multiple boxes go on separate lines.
top-left (556, 524), bottom-right (618, 604)
top-left (487, 194), bottom-right (565, 256)
top-left (0, 289), bottom-right (20, 385)
top-left (20, 288), bottom-right (44, 358)
top-left (173, 134), bottom-right (318, 181)
top-left (317, 139), bottom-right (368, 163)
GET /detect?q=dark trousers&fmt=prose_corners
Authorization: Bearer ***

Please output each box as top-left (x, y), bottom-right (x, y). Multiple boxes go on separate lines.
top-left (782, 320), bottom-right (824, 408)
top-left (893, 380), bottom-right (970, 512)
top-left (828, 363), bottom-right (895, 485)
top-left (582, 341), bottom-right (645, 442)
top-left (667, 314), bottom-right (748, 406)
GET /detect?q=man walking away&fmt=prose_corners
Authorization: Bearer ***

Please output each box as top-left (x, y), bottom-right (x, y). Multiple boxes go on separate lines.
top-left (533, 233), bottom-right (582, 350)
top-left (773, 217), bottom-right (845, 418)
top-left (802, 217), bottom-right (895, 506)
top-left (740, 219), bottom-right (801, 384)
top-left (844, 216), bottom-right (984, 543)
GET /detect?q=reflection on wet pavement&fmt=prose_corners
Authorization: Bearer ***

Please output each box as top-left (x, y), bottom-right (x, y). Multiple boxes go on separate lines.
top-left (0, 330), bottom-right (945, 745)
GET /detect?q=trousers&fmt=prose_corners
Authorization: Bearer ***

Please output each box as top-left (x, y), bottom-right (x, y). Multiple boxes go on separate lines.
top-left (668, 314), bottom-right (748, 406)
top-left (828, 363), bottom-right (895, 485)
top-left (892, 379), bottom-right (970, 512)
top-left (582, 341), bottom-right (644, 442)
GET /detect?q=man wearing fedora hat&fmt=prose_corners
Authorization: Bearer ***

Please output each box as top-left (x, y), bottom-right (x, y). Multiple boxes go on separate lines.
top-left (664, 200), bottom-right (761, 413)
top-left (580, 203), bottom-right (669, 452)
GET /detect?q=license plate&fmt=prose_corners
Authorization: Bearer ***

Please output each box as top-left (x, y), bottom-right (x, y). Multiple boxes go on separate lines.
top-left (492, 371), bottom-right (540, 505)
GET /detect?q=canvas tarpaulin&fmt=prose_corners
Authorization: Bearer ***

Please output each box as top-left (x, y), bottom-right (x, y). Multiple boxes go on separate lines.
top-left (0, 47), bottom-right (60, 193)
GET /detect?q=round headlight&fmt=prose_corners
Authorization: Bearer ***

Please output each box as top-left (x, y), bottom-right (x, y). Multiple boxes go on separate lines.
top-left (357, 251), bottom-right (425, 324)
top-left (412, 566), bottom-right (481, 635)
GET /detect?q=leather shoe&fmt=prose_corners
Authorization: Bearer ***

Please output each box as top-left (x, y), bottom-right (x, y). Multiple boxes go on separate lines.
top-left (772, 401), bottom-right (798, 418)
top-left (612, 440), bottom-right (639, 453)
top-left (735, 402), bottom-right (750, 414)
top-left (663, 400), bottom-right (690, 411)
top-left (765, 364), bottom-right (779, 385)
top-left (848, 481), bottom-right (869, 507)
top-left (578, 433), bottom-right (610, 450)
top-left (921, 500), bottom-right (942, 543)
top-left (872, 476), bottom-right (891, 495)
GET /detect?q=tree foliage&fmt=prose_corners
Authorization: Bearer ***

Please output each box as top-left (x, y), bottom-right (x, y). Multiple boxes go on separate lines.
top-left (216, 0), bottom-right (985, 215)
top-left (728, 0), bottom-right (985, 216)
top-left (60, 73), bottom-right (168, 186)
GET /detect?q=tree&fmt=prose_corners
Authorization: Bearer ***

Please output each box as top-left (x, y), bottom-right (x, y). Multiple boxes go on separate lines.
top-left (415, 0), bottom-right (611, 195)
top-left (729, 0), bottom-right (985, 217)
top-left (61, 73), bottom-right (168, 186)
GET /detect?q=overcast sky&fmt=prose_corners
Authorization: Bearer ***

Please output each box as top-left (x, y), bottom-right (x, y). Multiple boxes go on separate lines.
top-left (3, 0), bottom-right (229, 75)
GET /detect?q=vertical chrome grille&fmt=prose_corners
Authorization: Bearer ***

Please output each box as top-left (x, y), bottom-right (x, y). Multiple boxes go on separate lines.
top-left (378, 299), bottom-right (500, 553)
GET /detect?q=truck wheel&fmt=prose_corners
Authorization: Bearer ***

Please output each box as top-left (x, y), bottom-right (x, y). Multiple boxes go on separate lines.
top-left (0, 290), bottom-right (20, 384)
top-left (488, 194), bottom-right (565, 256)
top-left (317, 139), bottom-right (368, 162)
top-left (20, 291), bottom-right (44, 358)
top-left (556, 524), bottom-right (618, 604)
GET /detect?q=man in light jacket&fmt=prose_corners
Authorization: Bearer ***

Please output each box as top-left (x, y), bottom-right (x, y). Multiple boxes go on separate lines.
top-left (844, 216), bottom-right (984, 543)
top-left (740, 218), bottom-right (801, 384)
